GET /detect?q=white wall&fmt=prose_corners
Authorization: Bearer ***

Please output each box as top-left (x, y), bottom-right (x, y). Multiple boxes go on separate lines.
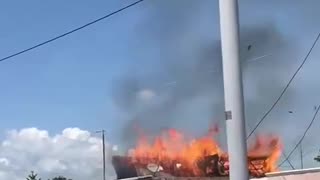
top-left (252, 168), bottom-right (320, 180)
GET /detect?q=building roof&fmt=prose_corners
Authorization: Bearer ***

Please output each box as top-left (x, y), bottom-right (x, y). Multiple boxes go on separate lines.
top-left (251, 167), bottom-right (320, 180)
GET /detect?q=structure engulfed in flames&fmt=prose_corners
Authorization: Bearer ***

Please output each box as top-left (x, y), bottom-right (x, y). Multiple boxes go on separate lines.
top-left (124, 126), bottom-right (282, 178)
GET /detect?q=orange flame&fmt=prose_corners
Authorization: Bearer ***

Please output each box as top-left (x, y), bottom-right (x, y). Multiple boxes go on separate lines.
top-left (248, 134), bottom-right (283, 172)
top-left (129, 127), bottom-right (282, 176)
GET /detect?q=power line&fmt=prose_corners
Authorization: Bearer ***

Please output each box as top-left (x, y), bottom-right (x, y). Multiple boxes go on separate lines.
top-left (0, 0), bottom-right (145, 62)
top-left (247, 32), bottom-right (320, 140)
top-left (281, 151), bottom-right (295, 170)
top-left (278, 105), bottom-right (320, 167)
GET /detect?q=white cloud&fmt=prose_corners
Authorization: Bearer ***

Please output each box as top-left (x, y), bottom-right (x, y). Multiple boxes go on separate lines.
top-left (137, 89), bottom-right (156, 102)
top-left (0, 158), bottom-right (9, 166)
top-left (112, 145), bottom-right (119, 152)
top-left (0, 128), bottom-right (116, 180)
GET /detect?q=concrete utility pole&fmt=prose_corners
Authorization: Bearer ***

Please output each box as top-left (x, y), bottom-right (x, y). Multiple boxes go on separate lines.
top-left (218, 0), bottom-right (249, 180)
top-left (97, 130), bottom-right (106, 180)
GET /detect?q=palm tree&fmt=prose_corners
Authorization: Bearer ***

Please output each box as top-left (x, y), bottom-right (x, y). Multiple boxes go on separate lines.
top-left (26, 171), bottom-right (41, 180)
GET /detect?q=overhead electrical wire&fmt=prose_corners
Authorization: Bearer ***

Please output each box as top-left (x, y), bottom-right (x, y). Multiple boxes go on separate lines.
top-left (246, 32), bottom-right (320, 140)
top-left (0, 0), bottom-right (145, 62)
top-left (1, 0), bottom-right (318, 144)
top-left (281, 151), bottom-right (295, 170)
top-left (278, 105), bottom-right (320, 167)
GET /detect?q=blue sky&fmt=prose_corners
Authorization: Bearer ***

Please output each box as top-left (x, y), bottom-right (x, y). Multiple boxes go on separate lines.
top-left (0, 0), bottom-right (144, 137)
top-left (1, 0), bottom-right (320, 171)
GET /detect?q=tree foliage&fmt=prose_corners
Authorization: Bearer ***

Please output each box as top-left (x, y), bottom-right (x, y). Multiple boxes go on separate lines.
top-left (26, 171), bottom-right (72, 180)
top-left (51, 176), bottom-right (72, 180)
top-left (26, 171), bottom-right (41, 180)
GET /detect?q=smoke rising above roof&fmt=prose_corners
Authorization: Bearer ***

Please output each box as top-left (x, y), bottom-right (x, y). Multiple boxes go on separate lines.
top-left (111, 0), bottom-right (298, 149)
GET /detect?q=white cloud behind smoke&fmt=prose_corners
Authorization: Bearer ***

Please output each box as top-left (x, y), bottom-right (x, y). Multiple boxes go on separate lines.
top-left (0, 127), bottom-right (116, 180)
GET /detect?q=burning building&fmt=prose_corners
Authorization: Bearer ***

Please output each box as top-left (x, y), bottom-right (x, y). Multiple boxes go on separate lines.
top-left (112, 128), bottom-right (282, 179)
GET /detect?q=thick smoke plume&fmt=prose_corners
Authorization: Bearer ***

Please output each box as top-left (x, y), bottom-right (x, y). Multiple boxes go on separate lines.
top-left (112, 0), bottom-right (299, 149)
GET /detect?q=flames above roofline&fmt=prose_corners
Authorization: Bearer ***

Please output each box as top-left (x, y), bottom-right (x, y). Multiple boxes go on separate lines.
top-left (112, 154), bottom-right (275, 179)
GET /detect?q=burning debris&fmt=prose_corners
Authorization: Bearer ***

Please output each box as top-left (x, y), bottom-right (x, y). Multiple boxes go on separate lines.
top-left (112, 128), bottom-right (282, 179)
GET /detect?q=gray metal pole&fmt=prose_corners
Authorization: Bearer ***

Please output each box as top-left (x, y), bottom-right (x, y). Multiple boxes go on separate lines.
top-left (300, 143), bottom-right (303, 169)
top-left (96, 130), bottom-right (106, 180)
top-left (218, 0), bottom-right (249, 180)
top-left (102, 130), bottom-right (106, 180)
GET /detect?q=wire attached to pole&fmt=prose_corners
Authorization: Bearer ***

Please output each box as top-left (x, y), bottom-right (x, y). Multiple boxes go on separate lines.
top-left (278, 105), bottom-right (320, 167)
top-left (247, 32), bottom-right (320, 140)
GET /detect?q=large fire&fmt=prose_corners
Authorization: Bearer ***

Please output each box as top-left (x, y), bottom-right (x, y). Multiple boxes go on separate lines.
top-left (127, 126), bottom-right (282, 177)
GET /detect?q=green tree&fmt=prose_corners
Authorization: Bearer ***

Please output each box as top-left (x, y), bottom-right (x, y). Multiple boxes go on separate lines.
top-left (314, 150), bottom-right (320, 162)
top-left (26, 171), bottom-right (41, 180)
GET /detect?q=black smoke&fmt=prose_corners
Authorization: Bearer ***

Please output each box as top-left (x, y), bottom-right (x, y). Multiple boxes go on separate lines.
top-left (111, 0), bottom-right (298, 148)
